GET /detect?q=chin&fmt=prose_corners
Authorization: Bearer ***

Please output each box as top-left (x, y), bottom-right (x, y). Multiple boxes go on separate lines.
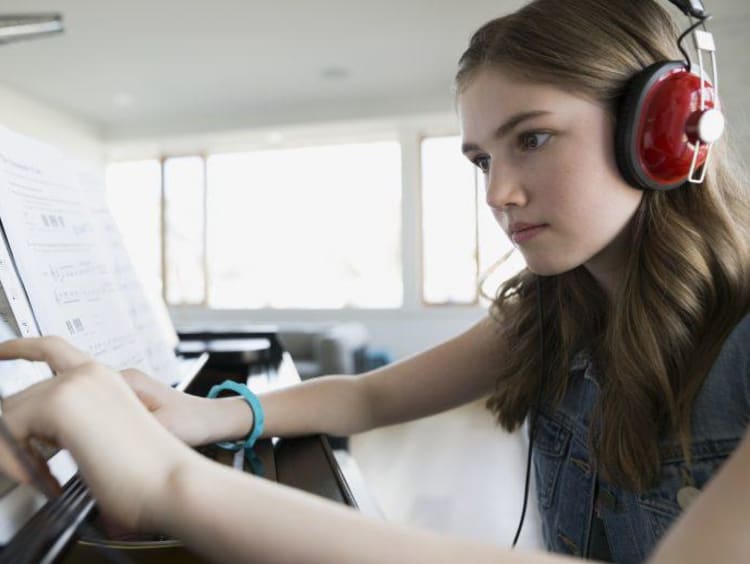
top-left (523, 257), bottom-right (580, 277)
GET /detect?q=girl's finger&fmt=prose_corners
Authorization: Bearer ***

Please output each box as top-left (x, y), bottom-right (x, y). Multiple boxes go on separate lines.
top-left (0, 336), bottom-right (91, 373)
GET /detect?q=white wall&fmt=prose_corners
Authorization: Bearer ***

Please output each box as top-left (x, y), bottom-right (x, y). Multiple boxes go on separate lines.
top-left (0, 84), bottom-right (103, 164)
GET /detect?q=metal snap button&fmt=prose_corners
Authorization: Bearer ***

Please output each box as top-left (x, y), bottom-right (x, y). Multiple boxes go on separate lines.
top-left (677, 486), bottom-right (701, 510)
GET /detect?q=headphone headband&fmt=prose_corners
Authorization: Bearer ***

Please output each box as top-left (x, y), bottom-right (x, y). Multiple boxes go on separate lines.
top-left (666, 0), bottom-right (707, 19)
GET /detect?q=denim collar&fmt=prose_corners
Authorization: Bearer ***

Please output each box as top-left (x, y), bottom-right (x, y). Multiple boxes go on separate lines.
top-left (570, 349), bottom-right (603, 388)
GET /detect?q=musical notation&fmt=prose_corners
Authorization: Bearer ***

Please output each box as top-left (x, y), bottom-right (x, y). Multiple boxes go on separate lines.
top-left (0, 128), bottom-right (179, 382)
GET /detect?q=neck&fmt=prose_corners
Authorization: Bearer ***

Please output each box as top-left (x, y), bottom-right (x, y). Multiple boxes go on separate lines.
top-left (584, 222), bottom-right (634, 300)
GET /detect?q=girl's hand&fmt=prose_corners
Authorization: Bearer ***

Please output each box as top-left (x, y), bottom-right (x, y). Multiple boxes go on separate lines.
top-left (121, 369), bottom-right (254, 447)
top-left (0, 336), bottom-right (195, 531)
top-left (120, 368), bottom-right (216, 446)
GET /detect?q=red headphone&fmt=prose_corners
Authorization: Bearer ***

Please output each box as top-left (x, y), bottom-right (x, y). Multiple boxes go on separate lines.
top-left (615, 0), bottom-right (725, 191)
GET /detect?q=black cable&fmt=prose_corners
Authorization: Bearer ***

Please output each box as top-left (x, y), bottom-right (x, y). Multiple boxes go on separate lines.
top-left (676, 14), bottom-right (711, 71)
top-left (511, 276), bottom-right (546, 548)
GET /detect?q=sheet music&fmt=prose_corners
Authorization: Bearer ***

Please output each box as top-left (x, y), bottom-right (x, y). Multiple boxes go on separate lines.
top-left (0, 128), bottom-right (176, 383)
top-left (74, 162), bottom-right (180, 380)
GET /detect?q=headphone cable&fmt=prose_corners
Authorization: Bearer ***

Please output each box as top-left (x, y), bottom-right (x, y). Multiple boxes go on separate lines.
top-left (511, 276), bottom-right (546, 548)
top-left (677, 14), bottom-right (710, 71)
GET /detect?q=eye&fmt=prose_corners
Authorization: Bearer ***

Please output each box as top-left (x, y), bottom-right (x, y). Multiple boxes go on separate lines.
top-left (519, 131), bottom-right (551, 151)
top-left (471, 154), bottom-right (490, 174)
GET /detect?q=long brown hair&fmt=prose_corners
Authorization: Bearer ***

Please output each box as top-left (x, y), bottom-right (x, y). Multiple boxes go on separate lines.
top-left (457, 0), bottom-right (750, 491)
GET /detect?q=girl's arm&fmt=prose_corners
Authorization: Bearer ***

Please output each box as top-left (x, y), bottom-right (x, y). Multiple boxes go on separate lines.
top-left (168, 422), bottom-right (750, 564)
top-left (123, 316), bottom-right (505, 443)
top-left (262, 315), bottom-right (505, 437)
top-left (0, 336), bottom-right (569, 564)
top-left (162, 448), bottom-right (569, 564)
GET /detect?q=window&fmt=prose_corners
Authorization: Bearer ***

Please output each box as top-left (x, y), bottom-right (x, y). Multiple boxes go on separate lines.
top-left (421, 136), bottom-right (478, 304)
top-left (105, 160), bottom-right (162, 299)
top-left (163, 156), bottom-right (206, 305)
top-left (106, 141), bottom-right (402, 309)
top-left (420, 135), bottom-right (524, 305)
top-left (206, 142), bottom-right (402, 308)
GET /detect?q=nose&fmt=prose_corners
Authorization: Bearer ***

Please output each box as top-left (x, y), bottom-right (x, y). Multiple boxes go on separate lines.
top-left (484, 162), bottom-right (526, 211)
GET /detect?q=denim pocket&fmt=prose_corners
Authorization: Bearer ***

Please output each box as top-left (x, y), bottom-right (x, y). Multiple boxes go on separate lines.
top-left (533, 412), bottom-right (572, 510)
top-left (638, 438), bottom-right (737, 538)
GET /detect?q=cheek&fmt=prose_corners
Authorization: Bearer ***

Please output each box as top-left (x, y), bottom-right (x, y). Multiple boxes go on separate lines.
top-left (594, 188), bottom-right (643, 231)
top-left (534, 163), bottom-right (641, 268)
top-left (534, 160), bottom-right (582, 216)
top-left (565, 171), bottom-right (643, 247)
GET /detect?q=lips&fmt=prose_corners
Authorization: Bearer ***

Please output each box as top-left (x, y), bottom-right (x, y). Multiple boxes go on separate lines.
top-left (509, 222), bottom-right (548, 244)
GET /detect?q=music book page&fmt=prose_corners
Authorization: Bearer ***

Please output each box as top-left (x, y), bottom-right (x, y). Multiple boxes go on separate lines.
top-left (0, 127), bottom-right (179, 384)
top-left (74, 161), bottom-right (180, 380)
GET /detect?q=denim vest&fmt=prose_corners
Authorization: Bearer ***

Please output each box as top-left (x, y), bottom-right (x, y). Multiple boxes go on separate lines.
top-left (533, 314), bottom-right (750, 562)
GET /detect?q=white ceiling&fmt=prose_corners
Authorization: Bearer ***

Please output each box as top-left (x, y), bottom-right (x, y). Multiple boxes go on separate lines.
top-left (0, 1), bottom-right (748, 142)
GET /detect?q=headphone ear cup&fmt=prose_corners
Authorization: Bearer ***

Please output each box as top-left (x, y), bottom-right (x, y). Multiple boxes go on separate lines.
top-left (615, 61), bottom-right (688, 191)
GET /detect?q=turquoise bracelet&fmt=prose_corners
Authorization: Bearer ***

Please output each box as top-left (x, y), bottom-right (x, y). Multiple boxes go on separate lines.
top-left (207, 380), bottom-right (265, 451)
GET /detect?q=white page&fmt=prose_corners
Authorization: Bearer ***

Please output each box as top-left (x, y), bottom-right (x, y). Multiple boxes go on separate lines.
top-left (73, 162), bottom-right (180, 381)
top-left (0, 128), bottom-right (173, 381)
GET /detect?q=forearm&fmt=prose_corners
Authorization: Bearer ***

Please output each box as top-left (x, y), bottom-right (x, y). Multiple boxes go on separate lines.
top-left (210, 375), bottom-right (371, 443)
top-left (261, 375), bottom-right (372, 437)
top-left (207, 316), bottom-right (504, 443)
top-left (159, 456), bottom-right (575, 564)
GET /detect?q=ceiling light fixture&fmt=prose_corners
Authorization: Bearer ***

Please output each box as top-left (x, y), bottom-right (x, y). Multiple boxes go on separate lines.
top-left (0, 14), bottom-right (64, 45)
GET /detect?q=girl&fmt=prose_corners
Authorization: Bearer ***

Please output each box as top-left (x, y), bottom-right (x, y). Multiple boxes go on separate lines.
top-left (0, 0), bottom-right (748, 562)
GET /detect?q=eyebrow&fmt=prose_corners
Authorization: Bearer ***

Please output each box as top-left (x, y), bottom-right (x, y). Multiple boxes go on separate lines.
top-left (461, 110), bottom-right (551, 154)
